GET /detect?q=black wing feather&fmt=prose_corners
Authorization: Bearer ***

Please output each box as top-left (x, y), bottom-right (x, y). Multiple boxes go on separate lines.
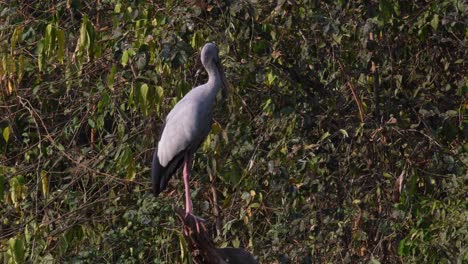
top-left (152, 149), bottom-right (185, 196)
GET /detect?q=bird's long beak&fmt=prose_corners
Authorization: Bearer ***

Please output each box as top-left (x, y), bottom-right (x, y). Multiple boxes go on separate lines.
top-left (217, 61), bottom-right (230, 100)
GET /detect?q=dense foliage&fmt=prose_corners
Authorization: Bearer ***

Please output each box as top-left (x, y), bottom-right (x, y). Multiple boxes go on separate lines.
top-left (1, 0), bottom-right (466, 263)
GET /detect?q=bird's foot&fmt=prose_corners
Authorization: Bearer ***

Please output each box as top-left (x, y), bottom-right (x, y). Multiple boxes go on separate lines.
top-left (184, 212), bottom-right (206, 233)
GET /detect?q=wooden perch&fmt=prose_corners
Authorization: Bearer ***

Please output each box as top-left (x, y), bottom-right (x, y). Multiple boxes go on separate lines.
top-left (174, 206), bottom-right (257, 264)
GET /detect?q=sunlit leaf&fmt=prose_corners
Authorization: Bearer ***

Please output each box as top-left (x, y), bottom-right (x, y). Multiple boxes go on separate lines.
top-left (114, 3), bottom-right (122, 13)
top-left (7, 80), bottom-right (14, 94)
top-left (88, 119), bottom-right (96, 128)
top-left (8, 237), bottom-right (25, 264)
top-left (339, 129), bottom-right (348, 138)
top-left (57, 29), bottom-right (65, 63)
top-left (232, 237), bottom-right (240, 248)
top-left (40, 170), bottom-right (49, 199)
top-left (56, 143), bottom-right (65, 151)
top-left (430, 14), bottom-right (439, 30)
top-left (3, 126), bottom-right (10, 142)
top-left (320, 131), bottom-right (330, 141)
top-left (10, 26), bottom-right (23, 55)
top-left (44, 24), bottom-right (52, 55)
top-left (140, 83), bottom-right (149, 116)
top-left (121, 50), bottom-right (129, 66)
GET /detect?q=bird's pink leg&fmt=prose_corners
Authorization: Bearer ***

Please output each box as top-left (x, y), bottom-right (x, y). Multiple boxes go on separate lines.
top-left (182, 153), bottom-right (205, 233)
top-left (183, 153), bottom-right (193, 214)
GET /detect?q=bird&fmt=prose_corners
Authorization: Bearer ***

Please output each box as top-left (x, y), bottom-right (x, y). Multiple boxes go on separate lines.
top-left (152, 43), bottom-right (228, 220)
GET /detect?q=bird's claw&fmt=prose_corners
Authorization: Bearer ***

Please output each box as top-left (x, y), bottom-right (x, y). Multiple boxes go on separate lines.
top-left (184, 212), bottom-right (206, 233)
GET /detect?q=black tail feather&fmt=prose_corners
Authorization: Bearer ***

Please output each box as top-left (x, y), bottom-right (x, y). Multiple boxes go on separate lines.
top-left (152, 150), bottom-right (185, 196)
top-left (152, 151), bottom-right (163, 196)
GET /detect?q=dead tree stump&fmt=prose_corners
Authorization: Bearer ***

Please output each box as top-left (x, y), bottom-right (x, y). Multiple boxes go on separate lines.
top-left (174, 207), bottom-right (257, 264)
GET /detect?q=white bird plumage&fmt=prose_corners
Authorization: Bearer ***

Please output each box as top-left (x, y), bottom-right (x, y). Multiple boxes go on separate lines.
top-left (152, 43), bottom-right (228, 216)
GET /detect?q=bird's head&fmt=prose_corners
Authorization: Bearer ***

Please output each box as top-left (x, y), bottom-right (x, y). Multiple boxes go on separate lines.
top-left (201, 43), bottom-right (220, 67)
top-left (201, 43), bottom-right (230, 100)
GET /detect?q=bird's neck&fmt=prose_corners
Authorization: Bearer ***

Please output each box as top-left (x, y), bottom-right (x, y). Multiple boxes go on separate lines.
top-left (205, 66), bottom-right (221, 99)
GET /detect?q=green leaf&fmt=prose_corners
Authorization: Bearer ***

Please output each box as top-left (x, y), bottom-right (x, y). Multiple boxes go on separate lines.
top-left (88, 119), bottom-right (96, 128)
top-left (379, 0), bottom-right (392, 21)
top-left (140, 83), bottom-right (149, 109)
top-left (262, 98), bottom-right (273, 113)
top-left (114, 3), bottom-right (122, 13)
top-left (383, 172), bottom-right (392, 179)
top-left (445, 110), bottom-right (458, 117)
top-left (42, 254), bottom-right (55, 263)
top-left (107, 64), bottom-right (118, 90)
top-left (57, 29), bottom-right (65, 63)
top-left (369, 256), bottom-right (381, 264)
top-left (232, 237), bottom-right (240, 248)
top-left (212, 122), bottom-right (222, 135)
top-left (97, 91), bottom-right (110, 113)
top-left (10, 177), bottom-right (21, 207)
top-left (78, 16), bottom-right (90, 60)
top-left (249, 202), bottom-right (260, 208)
top-left (44, 24), bottom-right (52, 55)
top-left (41, 170), bottom-right (49, 199)
top-left (320, 131), bottom-right (330, 141)
top-left (56, 143), bottom-right (65, 151)
top-left (8, 237), bottom-right (25, 264)
top-left (80, 18), bottom-right (88, 48)
top-left (121, 50), bottom-right (129, 66)
top-left (10, 26), bottom-right (23, 55)
top-left (338, 129), bottom-right (348, 138)
top-left (37, 41), bottom-right (45, 71)
top-left (17, 55), bottom-right (24, 83)
top-left (265, 71), bottom-right (276, 86)
top-left (126, 160), bottom-right (136, 181)
top-left (398, 238), bottom-right (410, 256)
top-left (59, 234), bottom-right (69, 255)
top-left (3, 126), bottom-right (10, 142)
top-left (241, 191), bottom-right (250, 200)
top-left (178, 232), bottom-right (190, 262)
top-left (190, 31), bottom-right (203, 49)
top-left (155, 85), bottom-right (164, 112)
top-left (430, 14), bottom-right (439, 30)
